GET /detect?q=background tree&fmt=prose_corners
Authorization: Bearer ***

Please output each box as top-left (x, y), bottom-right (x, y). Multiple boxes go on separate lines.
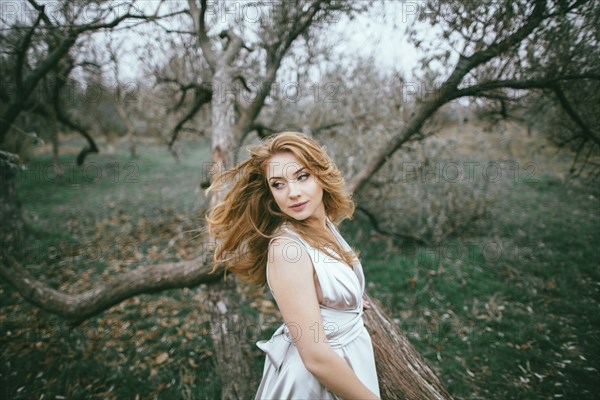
top-left (0, 0), bottom-right (162, 263)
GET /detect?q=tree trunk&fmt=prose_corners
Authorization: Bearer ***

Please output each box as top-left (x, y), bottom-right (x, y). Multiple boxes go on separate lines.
top-left (115, 102), bottom-right (138, 159)
top-left (128, 131), bottom-right (138, 159)
top-left (364, 293), bottom-right (453, 400)
top-left (0, 151), bottom-right (25, 262)
top-left (207, 65), bottom-right (237, 209)
top-left (0, 101), bottom-right (25, 143)
top-left (203, 64), bottom-right (255, 399)
top-left (206, 276), bottom-right (260, 399)
top-left (51, 123), bottom-right (63, 178)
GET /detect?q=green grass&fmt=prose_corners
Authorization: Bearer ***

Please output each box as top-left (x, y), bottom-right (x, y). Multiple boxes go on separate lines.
top-left (1, 138), bottom-right (599, 399)
top-left (3, 139), bottom-right (220, 400)
top-left (343, 173), bottom-right (600, 399)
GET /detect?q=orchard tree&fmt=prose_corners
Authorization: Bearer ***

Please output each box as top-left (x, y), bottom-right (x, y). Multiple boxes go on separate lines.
top-left (0, 0), bottom-right (172, 263)
top-left (347, 0), bottom-right (599, 195)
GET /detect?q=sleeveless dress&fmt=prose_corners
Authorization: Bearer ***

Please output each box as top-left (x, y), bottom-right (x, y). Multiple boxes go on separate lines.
top-left (255, 217), bottom-right (380, 399)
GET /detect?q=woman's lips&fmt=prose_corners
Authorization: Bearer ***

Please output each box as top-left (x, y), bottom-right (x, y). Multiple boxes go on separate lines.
top-left (290, 201), bottom-right (307, 211)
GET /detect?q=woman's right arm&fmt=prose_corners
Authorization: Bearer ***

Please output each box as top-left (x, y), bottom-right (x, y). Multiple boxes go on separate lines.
top-left (267, 238), bottom-right (380, 400)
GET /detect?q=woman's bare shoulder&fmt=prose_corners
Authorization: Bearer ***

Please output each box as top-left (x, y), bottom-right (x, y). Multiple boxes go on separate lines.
top-left (267, 239), bottom-right (312, 293)
top-left (268, 236), bottom-right (305, 259)
top-left (267, 223), bottom-right (310, 266)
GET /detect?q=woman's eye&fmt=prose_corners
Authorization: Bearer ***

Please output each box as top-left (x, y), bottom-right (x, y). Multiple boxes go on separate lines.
top-left (271, 173), bottom-right (309, 189)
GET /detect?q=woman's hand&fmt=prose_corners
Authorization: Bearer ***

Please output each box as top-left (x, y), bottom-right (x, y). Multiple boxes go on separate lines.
top-left (363, 297), bottom-right (372, 310)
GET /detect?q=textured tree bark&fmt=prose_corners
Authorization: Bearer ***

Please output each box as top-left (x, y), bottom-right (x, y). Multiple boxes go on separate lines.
top-left (207, 64), bottom-right (237, 209)
top-left (198, 57), bottom-right (254, 399)
top-left (115, 102), bottom-right (138, 159)
top-left (0, 152), bottom-right (25, 262)
top-left (363, 293), bottom-right (453, 400)
top-left (205, 276), bottom-right (260, 399)
top-left (50, 121), bottom-right (63, 178)
top-left (0, 253), bottom-right (220, 325)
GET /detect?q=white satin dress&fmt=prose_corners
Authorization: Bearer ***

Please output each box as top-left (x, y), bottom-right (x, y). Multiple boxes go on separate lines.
top-left (255, 217), bottom-right (380, 399)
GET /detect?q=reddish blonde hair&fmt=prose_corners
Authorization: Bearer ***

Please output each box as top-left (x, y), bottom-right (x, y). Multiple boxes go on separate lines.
top-left (204, 132), bottom-right (358, 286)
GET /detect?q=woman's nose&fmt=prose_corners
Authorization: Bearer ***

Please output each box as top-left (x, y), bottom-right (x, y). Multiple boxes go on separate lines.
top-left (288, 181), bottom-right (300, 197)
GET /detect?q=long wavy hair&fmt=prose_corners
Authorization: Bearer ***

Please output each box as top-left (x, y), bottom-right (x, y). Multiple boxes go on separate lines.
top-left (204, 132), bottom-right (358, 286)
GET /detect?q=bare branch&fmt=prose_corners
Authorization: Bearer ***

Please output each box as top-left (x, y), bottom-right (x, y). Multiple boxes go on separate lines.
top-left (188, 0), bottom-right (217, 70)
top-left (221, 28), bottom-right (246, 66)
top-left (1, 4), bottom-right (163, 141)
top-left (552, 84), bottom-right (600, 147)
top-left (168, 85), bottom-right (212, 148)
top-left (15, 4), bottom-right (44, 95)
top-left (355, 206), bottom-right (424, 244)
top-left (0, 34), bottom-right (76, 140)
top-left (50, 61), bottom-right (99, 166)
top-left (240, 1), bottom-right (325, 129)
top-left (0, 255), bottom-right (218, 326)
top-left (453, 74), bottom-right (600, 97)
top-left (74, 12), bottom-right (152, 34)
top-left (312, 115), bottom-right (369, 136)
top-left (567, 137), bottom-right (589, 176)
top-left (248, 122), bottom-right (277, 139)
top-left (26, 0), bottom-right (53, 27)
top-left (347, 0), bottom-right (554, 194)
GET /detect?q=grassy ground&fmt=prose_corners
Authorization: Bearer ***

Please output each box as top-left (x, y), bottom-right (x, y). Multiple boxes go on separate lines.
top-left (1, 126), bottom-right (599, 399)
top-left (351, 174), bottom-right (599, 399)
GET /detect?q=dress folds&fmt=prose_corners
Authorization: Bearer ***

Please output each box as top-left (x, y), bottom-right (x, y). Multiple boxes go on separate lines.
top-left (255, 217), bottom-right (380, 399)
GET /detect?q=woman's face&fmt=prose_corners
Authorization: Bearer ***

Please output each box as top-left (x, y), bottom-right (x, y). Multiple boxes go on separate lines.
top-left (265, 152), bottom-right (326, 223)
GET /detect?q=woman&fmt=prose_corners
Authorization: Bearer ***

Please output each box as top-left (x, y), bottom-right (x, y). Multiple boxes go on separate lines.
top-left (205, 132), bottom-right (380, 399)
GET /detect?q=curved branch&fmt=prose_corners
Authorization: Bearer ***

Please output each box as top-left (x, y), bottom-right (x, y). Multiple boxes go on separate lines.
top-left (16, 4), bottom-right (44, 94)
top-left (0, 3), bottom-right (161, 142)
top-left (51, 60), bottom-right (99, 165)
top-left (220, 28), bottom-right (245, 65)
top-left (450, 75), bottom-right (600, 154)
top-left (155, 77), bottom-right (201, 112)
top-left (188, 0), bottom-right (217, 70)
top-left (239, 1), bottom-right (325, 129)
top-left (168, 85), bottom-right (212, 148)
top-left (0, 34), bottom-right (77, 141)
top-left (460, 0), bottom-right (547, 73)
top-left (356, 205), bottom-right (425, 244)
top-left (27, 0), bottom-right (53, 27)
top-left (347, 0), bottom-right (551, 195)
top-left (73, 11), bottom-right (151, 35)
top-left (452, 74), bottom-right (600, 98)
top-left (172, 88), bottom-right (190, 112)
top-left (0, 254), bottom-right (220, 326)
top-left (552, 84), bottom-right (600, 147)
top-left (233, 74), bottom-right (251, 92)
